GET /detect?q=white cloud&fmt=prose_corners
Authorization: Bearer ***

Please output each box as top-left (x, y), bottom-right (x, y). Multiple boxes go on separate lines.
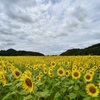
top-left (0, 0), bottom-right (100, 55)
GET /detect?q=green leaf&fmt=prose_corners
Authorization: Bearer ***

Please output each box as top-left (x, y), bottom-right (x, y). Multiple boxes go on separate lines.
top-left (61, 88), bottom-right (66, 93)
top-left (16, 82), bottom-right (22, 87)
top-left (17, 90), bottom-right (28, 95)
top-left (23, 95), bottom-right (33, 100)
top-left (67, 80), bottom-right (74, 85)
top-left (18, 96), bottom-right (23, 100)
top-left (78, 90), bottom-right (87, 97)
top-left (68, 92), bottom-right (77, 99)
top-left (13, 79), bottom-right (20, 84)
top-left (9, 86), bottom-right (15, 91)
top-left (2, 92), bottom-right (11, 100)
top-left (64, 95), bottom-right (69, 100)
top-left (61, 77), bottom-right (66, 81)
top-left (5, 83), bottom-right (12, 86)
top-left (74, 84), bottom-right (79, 90)
top-left (36, 90), bottom-right (49, 98)
top-left (54, 92), bottom-right (61, 100)
top-left (2, 91), bottom-right (17, 100)
top-left (68, 85), bottom-right (73, 90)
top-left (83, 97), bottom-right (91, 100)
top-left (35, 82), bottom-right (43, 86)
top-left (54, 82), bottom-right (61, 87)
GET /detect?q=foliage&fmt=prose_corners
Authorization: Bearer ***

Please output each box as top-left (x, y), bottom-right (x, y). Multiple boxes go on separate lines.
top-left (0, 49), bottom-right (44, 56)
top-left (60, 43), bottom-right (100, 55)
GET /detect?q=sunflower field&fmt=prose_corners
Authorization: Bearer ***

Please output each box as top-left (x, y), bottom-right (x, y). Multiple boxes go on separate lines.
top-left (0, 56), bottom-right (100, 100)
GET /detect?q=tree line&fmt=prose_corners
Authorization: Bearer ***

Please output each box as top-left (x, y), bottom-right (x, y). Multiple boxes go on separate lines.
top-left (60, 43), bottom-right (100, 56)
top-left (0, 49), bottom-right (44, 56)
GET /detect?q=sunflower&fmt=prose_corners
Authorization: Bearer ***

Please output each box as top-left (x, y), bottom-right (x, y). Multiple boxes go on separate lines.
top-left (39, 64), bottom-right (43, 68)
top-left (33, 65), bottom-right (38, 70)
top-left (93, 66), bottom-right (98, 71)
top-left (43, 64), bottom-right (46, 68)
top-left (98, 65), bottom-right (100, 68)
top-left (83, 63), bottom-right (88, 68)
top-left (25, 64), bottom-right (30, 68)
top-left (0, 71), bottom-right (7, 86)
top-left (36, 75), bottom-right (41, 81)
top-left (72, 68), bottom-right (76, 71)
top-left (12, 68), bottom-right (21, 79)
top-left (11, 64), bottom-right (15, 70)
top-left (1, 60), bottom-right (5, 67)
top-left (57, 67), bottom-right (65, 76)
top-left (43, 67), bottom-right (48, 74)
top-left (72, 65), bottom-right (77, 71)
top-left (7, 63), bottom-right (11, 70)
top-left (24, 70), bottom-right (32, 78)
top-left (72, 70), bottom-right (81, 80)
top-left (79, 67), bottom-right (84, 73)
top-left (48, 68), bottom-right (53, 75)
top-left (86, 83), bottom-right (99, 97)
top-left (72, 65), bottom-right (77, 69)
top-left (20, 74), bottom-right (34, 93)
top-left (89, 70), bottom-right (94, 76)
top-left (0, 78), bottom-right (7, 86)
top-left (2, 66), bottom-right (7, 73)
top-left (65, 70), bottom-right (71, 77)
top-left (39, 72), bottom-right (43, 76)
top-left (51, 62), bottom-right (56, 67)
top-left (0, 71), bottom-right (5, 80)
top-left (84, 73), bottom-right (93, 82)
top-left (29, 66), bottom-right (32, 70)
top-left (49, 73), bottom-right (54, 78)
top-left (82, 69), bottom-right (85, 73)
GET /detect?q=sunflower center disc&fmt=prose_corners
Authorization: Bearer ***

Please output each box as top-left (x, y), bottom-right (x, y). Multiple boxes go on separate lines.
top-left (74, 72), bottom-right (79, 77)
top-left (15, 71), bottom-right (20, 76)
top-left (86, 75), bottom-right (90, 79)
top-left (59, 70), bottom-right (63, 74)
top-left (89, 86), bottom-right (96, 93)
top-left (66, 72), bottom-right (68, 75)
top-left (26, 78), bottom-right (32, 87)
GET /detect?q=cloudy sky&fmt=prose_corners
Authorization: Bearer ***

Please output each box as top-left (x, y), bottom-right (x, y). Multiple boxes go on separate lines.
top-left (0, 0), bottom-right (100, 55)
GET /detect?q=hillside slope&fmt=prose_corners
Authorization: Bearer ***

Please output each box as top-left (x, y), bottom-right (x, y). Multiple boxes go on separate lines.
top-left (60, 43), bottom-right (100, 56)
top-left (0, 49), bottom-right (44, 56)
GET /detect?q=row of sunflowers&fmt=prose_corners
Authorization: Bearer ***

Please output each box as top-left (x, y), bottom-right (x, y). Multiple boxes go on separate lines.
top-left (0, 56), bottom-right (100, 100)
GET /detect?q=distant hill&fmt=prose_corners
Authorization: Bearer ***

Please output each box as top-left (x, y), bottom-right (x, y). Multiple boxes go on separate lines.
top-left (0, 49), bottom-right (44, 56)
top-left (60, 43), bottom-right (100, 56)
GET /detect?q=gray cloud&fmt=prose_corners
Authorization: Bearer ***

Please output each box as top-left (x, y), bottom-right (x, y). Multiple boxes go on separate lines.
top-left (0, 0), bottom-right (100, 55)
top-left (0, 29), bottom-right (13, 35)
top-left (71, 6), bottom-right (87, 22)
top-left (3, 42), bottom-right (16, 46)
top-left (92, 31), bottom-right (100, 39)
top-left (6, 7), bottom-right (34, 23)
top-left (9, 24), bottom-right (21, 29)
top-left (1, 0), bottom-right (37, 7)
